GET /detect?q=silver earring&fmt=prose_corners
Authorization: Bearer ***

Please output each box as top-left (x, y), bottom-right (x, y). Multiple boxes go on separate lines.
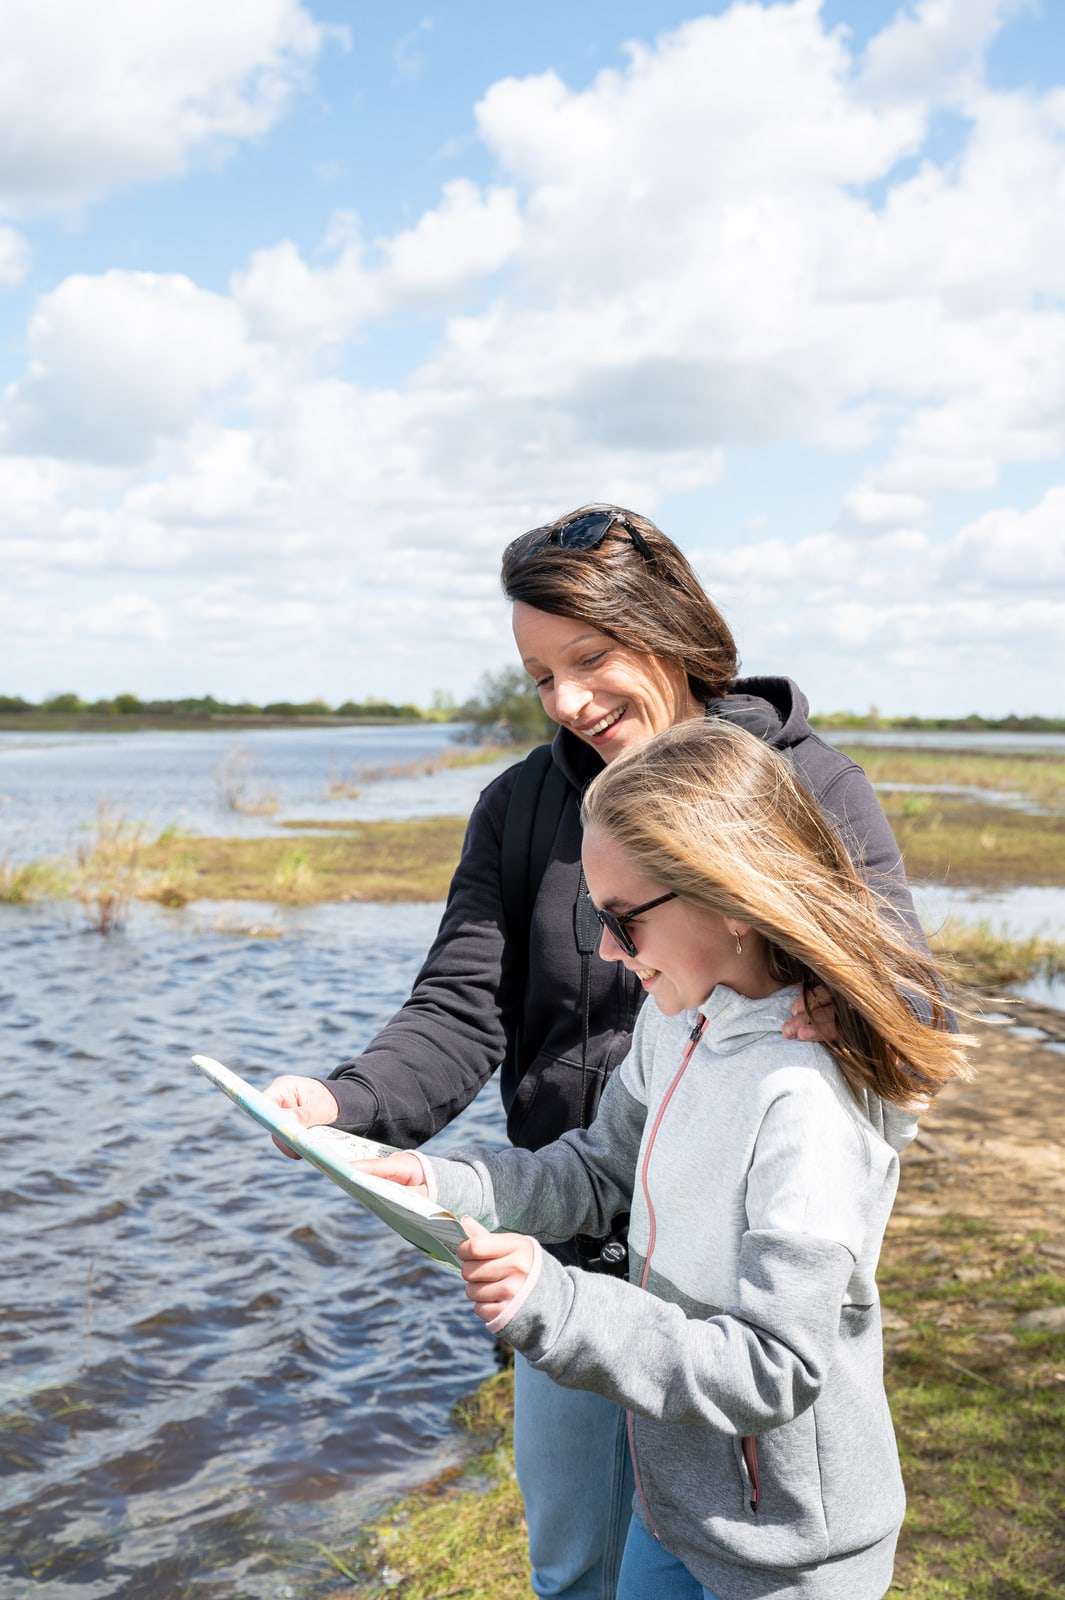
top-left (734, 931), bottom-right (743, 956)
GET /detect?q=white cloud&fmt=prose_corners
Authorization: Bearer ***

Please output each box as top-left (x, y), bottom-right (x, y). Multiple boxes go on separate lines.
top-left (859, 0), bottom-right (1029, 104)
top-left (1, 271), bottom-right (249, 463)
top-left (234, 181), bottom-right (522, 344)
top-left (0, 0), bottom-right (334, 217)
top-left (81, 592), bottom-right (170, 641)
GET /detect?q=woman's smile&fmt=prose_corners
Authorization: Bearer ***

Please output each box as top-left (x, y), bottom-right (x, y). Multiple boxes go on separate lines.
top-left (512, 603), bottom-right (702, 764)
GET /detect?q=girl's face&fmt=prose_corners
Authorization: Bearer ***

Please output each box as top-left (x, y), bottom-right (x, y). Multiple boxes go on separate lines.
top-left (513, 602), bottom-right (701, 765)
top-left (581, 824), bottom-right (778, 1014)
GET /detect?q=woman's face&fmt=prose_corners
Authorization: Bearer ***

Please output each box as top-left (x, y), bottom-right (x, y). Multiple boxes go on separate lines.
top-left (512, 602), bottom-right (701, 765)
top-left (582, 824), bottom-right (767, 1014)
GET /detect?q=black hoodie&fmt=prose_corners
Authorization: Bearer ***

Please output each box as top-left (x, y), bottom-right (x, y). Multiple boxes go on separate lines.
top-left (325, 677), bottom-right (922, 1167)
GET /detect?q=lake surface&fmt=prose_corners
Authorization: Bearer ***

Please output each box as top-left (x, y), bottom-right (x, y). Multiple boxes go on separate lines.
top-left (0, 723), bottom-right (519, 865)
top-left (0, 897), bottom-right (508, 1600)
top-left (1, 725), bottom-right (1062, 1598)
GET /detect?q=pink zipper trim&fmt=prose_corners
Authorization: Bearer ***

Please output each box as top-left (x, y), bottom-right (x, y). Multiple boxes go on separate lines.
top-left (628, 1013), bottom-right (707, 1537)
top-left (638, 1014), bottom-right (706, 1292)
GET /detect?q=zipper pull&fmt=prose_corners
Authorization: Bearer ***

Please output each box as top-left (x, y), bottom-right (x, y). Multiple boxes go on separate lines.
top-left (689, 1013), bottom-right (706, 1043)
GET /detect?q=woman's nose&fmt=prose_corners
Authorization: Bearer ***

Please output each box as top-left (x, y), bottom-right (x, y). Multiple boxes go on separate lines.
top-left (552, 676), bottom-right (590, 723)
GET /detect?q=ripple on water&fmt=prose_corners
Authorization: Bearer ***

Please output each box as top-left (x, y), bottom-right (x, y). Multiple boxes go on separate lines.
top-left (0, 899), bottom-right (508, 1599)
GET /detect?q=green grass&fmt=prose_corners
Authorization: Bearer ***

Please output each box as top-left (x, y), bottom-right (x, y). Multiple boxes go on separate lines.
top-left (882, 798), bottom-right (1065, 889)
top-left (838, 746), bottom-right (1065, 811)
top-left (881, 1225), bottom-right (1065, 1597)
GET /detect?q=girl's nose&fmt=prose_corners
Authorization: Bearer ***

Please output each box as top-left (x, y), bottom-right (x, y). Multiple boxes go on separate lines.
top-left (598, 924), bottom-right (627, 962)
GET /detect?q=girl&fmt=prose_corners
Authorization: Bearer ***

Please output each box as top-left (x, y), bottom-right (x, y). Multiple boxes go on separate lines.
top-left (360, 718), bottom-right (969, 1600)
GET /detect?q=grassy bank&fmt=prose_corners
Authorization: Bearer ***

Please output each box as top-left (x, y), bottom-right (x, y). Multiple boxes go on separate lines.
top-left (882, 798), bottom-right (1065, 890)
top-left (837, 745), bottom-right (1065, 810)
top-left (139, 820), bottom-right (470, 904)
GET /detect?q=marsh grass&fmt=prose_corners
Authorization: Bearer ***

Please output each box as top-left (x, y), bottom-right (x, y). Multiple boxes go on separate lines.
top-left (838, 746), bottom-right (1065, 811)
top-left (214, 744), bottom-right (279, 815)
top-left (883, 797), bottom-right (1065, 888)
top-left (72, 803), bottom-right (145, 932)
top-left (137, 817), bottom-right (468, 902)
top-left (272, 845), bottom-right (317, 901)
top-left (319, 743), bottom-right (518, 802)
top-left (930, 918), bottom-right (1065, 987)
top-left (0, 854), bottom-right (67, 903)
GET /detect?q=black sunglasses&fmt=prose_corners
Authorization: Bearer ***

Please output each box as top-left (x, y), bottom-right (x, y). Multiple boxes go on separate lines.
top-left (509, 506), bottom-right (655, 564)
top-left (594, 891), bottom-right (678, 959)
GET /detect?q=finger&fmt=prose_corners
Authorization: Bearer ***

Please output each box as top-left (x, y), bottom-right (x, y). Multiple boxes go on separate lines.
top-left (354, 1154), bottom-right (424, 1188)
top-left (271, 1133), bottom-right (303, 1161)
top-left (460, 1257), bottom-right (520, 1289)
top-left (469, 1299), bottom-right (507, 1325)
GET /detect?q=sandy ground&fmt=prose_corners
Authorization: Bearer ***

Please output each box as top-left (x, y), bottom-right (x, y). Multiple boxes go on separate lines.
top-left (895, 993), bottom-right (1065, 1241)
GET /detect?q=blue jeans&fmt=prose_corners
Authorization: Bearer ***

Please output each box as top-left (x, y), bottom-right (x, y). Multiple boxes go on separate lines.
top-left (513, 1354), bottom-right (635, 1599)
top-left (616, 1516), bottom-right (722, 1600)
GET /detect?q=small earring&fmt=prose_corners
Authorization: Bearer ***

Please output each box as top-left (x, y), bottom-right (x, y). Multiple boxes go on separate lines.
top-left (734, 930), bottom-right (743, 956)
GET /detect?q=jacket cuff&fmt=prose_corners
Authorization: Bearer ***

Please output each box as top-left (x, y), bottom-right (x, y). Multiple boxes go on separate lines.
top-left (411, 1151), bottom-right (437, 1202)
top-left (420, 1155), bottom-right (489, 1222)
top-left (492, 1248), bottom-right (576, 1362)
top-left (487, 1239), bottom-right (544, 1335)
top-left (326, 1074), bottom-right (381, 1130)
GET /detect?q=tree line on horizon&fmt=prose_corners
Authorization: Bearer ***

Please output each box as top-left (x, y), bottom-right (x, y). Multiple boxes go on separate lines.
top-left (0, 682), bottom-right (1061, 739)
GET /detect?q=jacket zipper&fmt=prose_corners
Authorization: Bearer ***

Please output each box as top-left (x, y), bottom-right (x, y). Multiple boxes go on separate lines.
top-left (741, 1434), bottom-right (761, 1513)
top-left (629, 1012), bottom-right (707, 1539)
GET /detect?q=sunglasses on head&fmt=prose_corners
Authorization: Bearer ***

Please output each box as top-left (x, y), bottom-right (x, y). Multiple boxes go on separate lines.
top-left (510, 506), bottom-right (655, 564)
top-left (593, 891), bottom-right (678, 959)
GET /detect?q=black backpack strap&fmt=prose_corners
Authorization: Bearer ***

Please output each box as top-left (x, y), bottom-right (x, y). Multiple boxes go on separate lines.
top-left (500, 742), bottom-right (569, 944)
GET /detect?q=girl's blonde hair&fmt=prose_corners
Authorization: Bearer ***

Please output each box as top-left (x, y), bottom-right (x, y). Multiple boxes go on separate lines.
top-left (581, 719), bottom-right (970, 1110)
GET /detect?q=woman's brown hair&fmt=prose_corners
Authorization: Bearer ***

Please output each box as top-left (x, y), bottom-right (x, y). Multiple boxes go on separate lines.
top-left (581, 718), bottom-right (971, 1110)
top-left (501, 504), bottom-right (738, 702)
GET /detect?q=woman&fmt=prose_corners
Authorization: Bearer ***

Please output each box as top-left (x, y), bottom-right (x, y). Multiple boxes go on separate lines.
top-left (265, 504), bottom-right (925, 1600)
top-left (357, 719), bottom-right (970, 1599)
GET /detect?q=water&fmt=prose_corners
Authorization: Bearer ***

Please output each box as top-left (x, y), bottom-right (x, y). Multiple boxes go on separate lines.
top-left (0, 724), bottom-right (519, 865)
top-left (0, 898), bottom-right (508, 1600)
top-left (913, 882), bottom-right (1065, 1015)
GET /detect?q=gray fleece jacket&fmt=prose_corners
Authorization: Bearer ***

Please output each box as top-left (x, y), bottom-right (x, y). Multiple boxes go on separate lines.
top-left (421, 984), bottom-right (916, 1600)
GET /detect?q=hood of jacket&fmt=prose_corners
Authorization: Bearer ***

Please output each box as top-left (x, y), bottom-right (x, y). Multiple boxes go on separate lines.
top-left (693, 983), bottom-right (919, 1155)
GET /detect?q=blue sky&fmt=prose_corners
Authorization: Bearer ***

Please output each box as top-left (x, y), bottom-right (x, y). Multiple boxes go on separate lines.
top-left (1, 0), bottom-right (1063, 716)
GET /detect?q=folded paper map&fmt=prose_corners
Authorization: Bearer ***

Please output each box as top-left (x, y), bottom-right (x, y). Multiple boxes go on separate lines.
top-left (192, 1054), bottom-right (468, 1271)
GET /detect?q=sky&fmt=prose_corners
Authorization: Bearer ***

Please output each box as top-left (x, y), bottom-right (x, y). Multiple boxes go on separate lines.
top-left (1, 0), bottom-right (1063, 718)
